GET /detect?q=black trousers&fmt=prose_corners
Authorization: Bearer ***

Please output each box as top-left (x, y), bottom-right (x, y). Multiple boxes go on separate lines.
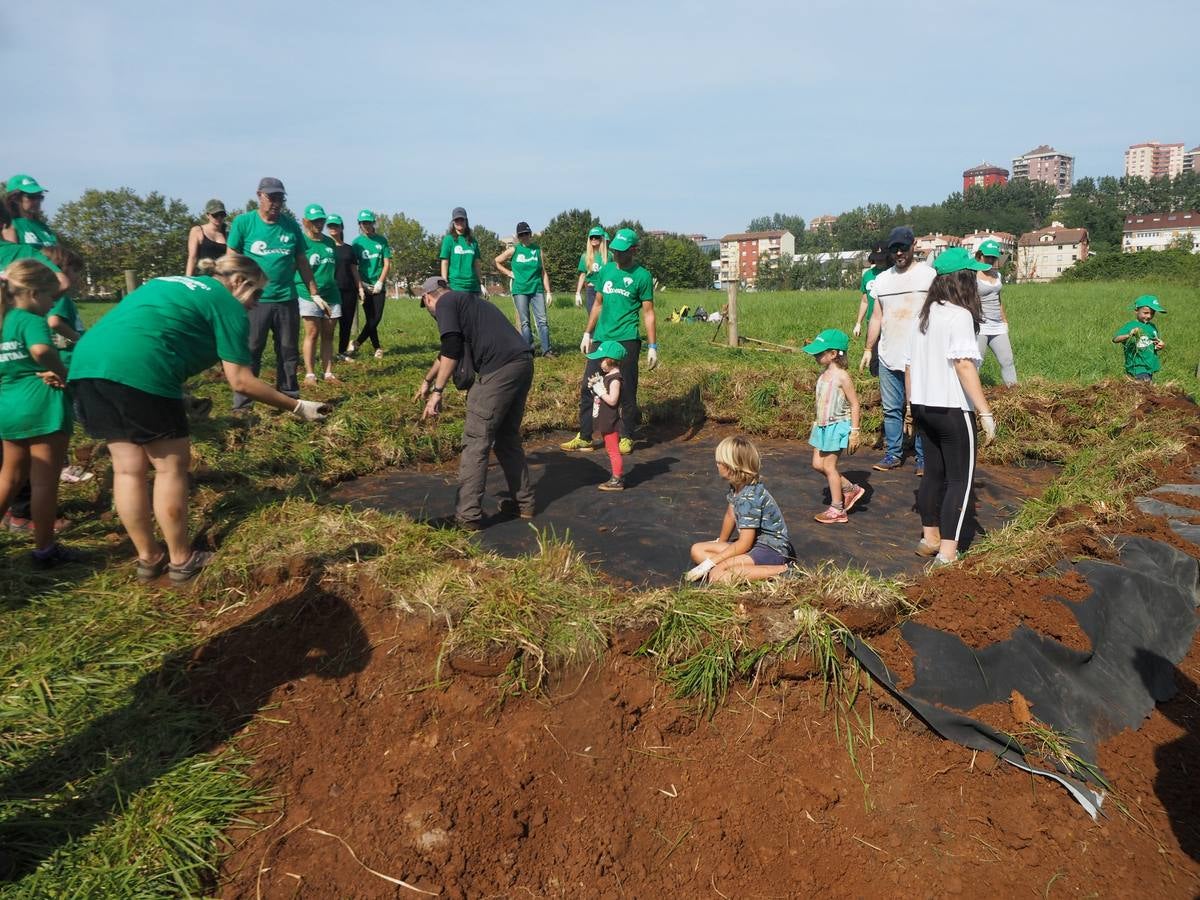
top-left (355, 289), bottom-right (386, 350)
top-left (232, 300), bottom-right (300, 409)
top-left (337, 287), bottom-right (359, 354)
top-left (577, 338), bottom-right (640, 440)
top-left (912, 404), bottom-right (977, 542)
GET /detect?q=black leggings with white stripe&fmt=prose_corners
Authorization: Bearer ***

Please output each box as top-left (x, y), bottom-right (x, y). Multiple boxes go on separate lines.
top-left (912, 404), bottom-right (977, 543)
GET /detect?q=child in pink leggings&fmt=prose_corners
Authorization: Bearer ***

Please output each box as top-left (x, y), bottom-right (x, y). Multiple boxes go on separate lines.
top-left (587, 340), bottom-right (627, 491)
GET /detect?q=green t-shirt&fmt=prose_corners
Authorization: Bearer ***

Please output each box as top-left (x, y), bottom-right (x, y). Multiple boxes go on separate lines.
top-left (0, 307), bottom-right (72, 439)
top-left (69, 276), bottom-right (253, 398)
top-left (227, 211), bottom-right (305, 302)
top-left (859, 267), bottom-right (881, 322)
top-left (1115, 320), bottom-right (1161, 376)
top-left (439, 234), bottom-right (480, 292)
top-left (594, 261), bottom-right (654, 343)
top-left (48, 294), bottom-right (86, 368)
top-left (0, 241), bottom-right (61, 274)
top-left (510, 243), bottom-right (544, 295)
top-left (296, 233), bottom-right (338, 301)
top-left (578, 251), bottom-right (607, 289)
top-left (353, 233), bottom-right (392, 285)
top-left (10, 218), bottom-right (57, 248)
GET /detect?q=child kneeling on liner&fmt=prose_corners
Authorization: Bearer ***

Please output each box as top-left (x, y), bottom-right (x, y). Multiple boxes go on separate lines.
top-left (1113, 295), bottom-right (1165, 382)
top-left (685, 435), bottom-right (794, 583)
top-left (587, 340), bottom-right (626, 491)
top-left (804, 328), bottom-right (864, 524)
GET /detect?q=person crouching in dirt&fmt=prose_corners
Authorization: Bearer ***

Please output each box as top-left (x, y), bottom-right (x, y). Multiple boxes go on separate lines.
top-left (684, 435), bottom-right (794, 583)
top-left (414, 276), bottom-right (535, 529)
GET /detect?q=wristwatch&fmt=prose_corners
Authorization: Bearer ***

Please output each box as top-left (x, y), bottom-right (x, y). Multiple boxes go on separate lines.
top-left (430, 385), bottom-right (444, 394)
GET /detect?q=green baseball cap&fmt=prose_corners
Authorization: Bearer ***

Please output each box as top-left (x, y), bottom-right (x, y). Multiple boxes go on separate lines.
top-left (7, 173), bottom-right (46, 194)
top-left (586, 339), bottom-right (628, 360)
top-left (609, 228), bottom-right (639, 252)
top-left (358, 208), bottom-right (376, 222)
top-left (303, 203), bottom-right (327, 221)
top-left (802, 328), bottom-right (850, 356)
top-left (588, 226), bottom-right (610, 240)
top-left (977, 239), bottom-right (1003, 258)
top-left (203, 198), bottom-right (226, 216)
top-left (326, 214), bottom-right (344, 226)
top-left (1132, 295), bottom-right (1166, 313)
top-left (933, 246), bottom-right (991, 275)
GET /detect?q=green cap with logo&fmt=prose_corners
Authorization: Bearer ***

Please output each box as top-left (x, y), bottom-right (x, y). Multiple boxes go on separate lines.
top-left (326, 214), bottom-right (343, 227)
top-left (977, 238), bottom-right (1003, 258)
top-left (933, 246), bottom-right (991, 276)
top-left (588, 226), bottom-right (610, 240)
top-left (609, 228), bottom-right (639, 252)
top-left (358, 208), bottom-right (376, 222)
top-left (802, 328), bottom-right (850, 356)
top-left (7, 173), bottom-right (46, 194)
top-left (1132, 295), bottom-right (1166, 313)
top-left (303, 203), bottom-right (327, 221)
top-left (586, 339), bottom-right (628, 360)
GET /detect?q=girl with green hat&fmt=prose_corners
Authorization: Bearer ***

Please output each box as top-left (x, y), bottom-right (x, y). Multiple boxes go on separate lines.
top-left (295, 204), bottom-right (340, 384)
top-left (2, 174), bottom-right (57, 248)
top-left (574, 227), bottom-right (609, 313)
top-left (1113, 295), bottom-right (1166, 382)
top-left (185, 199), bottom-right (229, 276)
top-left (351, 209), bottom-right (392, 359)
top-left (974, 239), bottom-right (1017, 386)
top-left (802, 328), bottom-right (864, 525)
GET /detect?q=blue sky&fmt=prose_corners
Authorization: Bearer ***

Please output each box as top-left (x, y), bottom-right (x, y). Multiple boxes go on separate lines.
top-left (6, 0), bottom-right (1198, 237)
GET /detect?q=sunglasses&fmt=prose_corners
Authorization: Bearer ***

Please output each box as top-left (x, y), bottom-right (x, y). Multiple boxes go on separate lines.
top-left (210, 211), bottom-right (227, 218)
top-left (26, 193), bottom-right (45, 202)
top-left (453, 217), bottom-right (466, 224)
top-left (261, 192), bottom-right (286, 203)
top-left (889, 244), bottom-right (911, 252)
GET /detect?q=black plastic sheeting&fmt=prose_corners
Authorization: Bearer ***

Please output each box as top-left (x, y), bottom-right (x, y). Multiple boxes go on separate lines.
top-left (850, 536), bottom-right (1200, 816)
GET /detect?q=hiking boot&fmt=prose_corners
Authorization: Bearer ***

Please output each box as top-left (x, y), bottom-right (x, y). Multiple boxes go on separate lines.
top-left (873, 455), bottom-right (903, 471)
top-left (842, 483), bottom-right (865, 513)
top-left (914, 540), bottom-right (940, 558)
top-left (598, 477), bottom-right (625, 492)
top-left (30, 542), bottom-right (85, 570)
top-left (618, 437), bottom-right (633, 455)
top-left (168, 550), bottom-right (214, 583)
top-left (560, 434), bottom-right (594, 452)
top-left (136, 551), bottom-right (169, 581)
top-left (814, 506), bottom-right (848, 524)
top-left (498, 499), bottom-right (535, 519)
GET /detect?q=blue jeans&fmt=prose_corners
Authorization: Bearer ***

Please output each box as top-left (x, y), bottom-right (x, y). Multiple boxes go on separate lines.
top-left (878, 366), bottom-right (924, 466)
top-left (512, 293), bottom-right (550, 354)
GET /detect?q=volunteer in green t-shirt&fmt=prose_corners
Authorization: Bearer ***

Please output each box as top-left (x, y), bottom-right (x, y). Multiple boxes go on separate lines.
top-left (295, 204), bottom-right (341, 385)
top-left (1113, 295), bottom-right (1166, 382)
top-left (349, 209), bottom-right (392, 359)
top-left (561, 228), bottom-right (657, 455)
top-left (69, 255), bottom-right (328, 584)
top-left (0, 259), bottom-right (77, 569)
top-left (2, 174), bottom-right (58, 248)
top-left (439, 207), bottom-right (485, 295)
top-left (574, 227), bottom-right (610, 314)
top-left (0, 207), bottom-right (67, 294)
top-left (853, 244), bottom-right (888, 339)
top-left (226, 176), bottom-right (325, 410)
top-left (494, 221), bottom-right (556, 357)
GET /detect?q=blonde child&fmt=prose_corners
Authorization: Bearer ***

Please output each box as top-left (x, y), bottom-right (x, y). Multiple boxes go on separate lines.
top-left (1113, 295), bottom-right (1165, 382)
top-left (0, 259), bottom-right (80, 568)
top-left (587, 340), bottom-right (626, 491)
top-left (685, 435), bottom-right (793, 583)
top-left (803, 329), bottom-right (863, 524)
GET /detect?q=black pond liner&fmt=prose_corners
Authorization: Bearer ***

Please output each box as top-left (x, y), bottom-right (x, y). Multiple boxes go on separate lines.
top-left (849, 535), bottom-right (1200, 818)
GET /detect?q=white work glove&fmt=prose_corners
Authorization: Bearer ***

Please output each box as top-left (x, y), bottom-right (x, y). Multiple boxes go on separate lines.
top-left (580, 332), bottom-right (592, 353)
top-left (647, 347), bottom-right (659, 370)
top-left (978, 412), bottom-right (996, 447)
top-left (591, 379), bottom-right (607, 398)
top-left (574, 291), bottom-right (583, 307)
top-left (683, 558), bottom-right (715, 583)
top-left (546, 292), bottom-right (554, 306)
top-left (312, 295), bottom-right (331, 316)
top-left (292, 399), bottom-right (329, 421)
top-left (852, 322), bottom-right (862, 338)
top-left (371, 280), bottom-right (383, 294)
top-left (859, 348), bottom-right (872, 371)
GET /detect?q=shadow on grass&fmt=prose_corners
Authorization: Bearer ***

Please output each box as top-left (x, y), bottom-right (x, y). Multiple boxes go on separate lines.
top-left (0, 585), bottom-right (371, 882)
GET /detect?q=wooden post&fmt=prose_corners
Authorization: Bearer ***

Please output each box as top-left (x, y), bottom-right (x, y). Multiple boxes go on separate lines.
top-left (726, 279), bottom-right (739, 348)
top-left (124, 269), bottom-right (137, 296)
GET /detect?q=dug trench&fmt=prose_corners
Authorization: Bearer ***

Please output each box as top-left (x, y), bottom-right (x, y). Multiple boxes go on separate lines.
top-left (198, 426), bottom-right (1200, 897)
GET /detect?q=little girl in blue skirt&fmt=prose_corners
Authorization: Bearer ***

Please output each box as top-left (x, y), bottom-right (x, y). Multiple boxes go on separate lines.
top-left (804, 329), bottom-right (864, 524)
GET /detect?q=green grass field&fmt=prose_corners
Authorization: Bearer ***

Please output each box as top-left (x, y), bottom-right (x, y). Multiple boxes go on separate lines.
top-left (0, 280), bottom-right (1195, 894)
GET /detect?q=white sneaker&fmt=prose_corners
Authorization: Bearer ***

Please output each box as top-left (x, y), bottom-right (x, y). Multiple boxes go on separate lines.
top-left (374, 348), bottom-right (384, 359)
top-left (347, 342), bottom-right (357, 354)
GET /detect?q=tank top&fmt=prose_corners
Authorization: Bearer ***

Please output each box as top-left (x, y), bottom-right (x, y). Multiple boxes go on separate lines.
top-left (813, 369), bottom-right (849, 426)
top-left (977, 271), bottom-right (1003, 322)
top-left (196, 226), bottom-right (227, 262)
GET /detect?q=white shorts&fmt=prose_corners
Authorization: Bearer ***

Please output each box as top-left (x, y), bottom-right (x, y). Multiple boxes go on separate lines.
top-left (299, 298), bottom-right (342, 319)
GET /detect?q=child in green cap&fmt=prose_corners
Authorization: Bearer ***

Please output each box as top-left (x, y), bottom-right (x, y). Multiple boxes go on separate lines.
top-left (803, 329), bottom-right (863, 524)
top-left (1113, 296), bottom-right (1166, 382)
top-left (586, 340), bottom-right (626, 491)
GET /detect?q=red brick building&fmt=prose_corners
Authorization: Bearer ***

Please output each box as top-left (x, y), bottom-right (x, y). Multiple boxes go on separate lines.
top-left (962, 163), bottom-right (1009, 192)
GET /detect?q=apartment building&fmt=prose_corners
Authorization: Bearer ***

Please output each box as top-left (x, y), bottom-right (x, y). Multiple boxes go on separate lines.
top-left (913, 233), bottom-right (961, 262)
top-left (1011, 145), bottom-right (1074, 194)
top-left (1124, 142), bottom-right (1185, 180)
top-left (808, 215), bottom-right (838, 231)
top-left (718, 230), bottom-right (796, 287)
top-left (960, 230), bottom-right (1017, 257)
top-left (1015, 223), bottom-right (1088, 282)
top-left (1122, 211), bottom-right (1200, 253)
top-left (962, 163), bottom-right (1009, 192)
top-left (1183, 146), bottom-right (1200, 173)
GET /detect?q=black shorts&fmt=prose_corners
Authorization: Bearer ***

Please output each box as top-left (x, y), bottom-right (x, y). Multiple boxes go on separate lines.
top-left (72, 378), bottom-right (190, 444)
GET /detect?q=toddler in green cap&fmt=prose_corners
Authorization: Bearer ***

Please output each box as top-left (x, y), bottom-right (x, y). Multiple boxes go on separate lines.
top-left (586, 340), bottom-right (627, 491)
top-left (803, 328), bottom-right (864, 524)
top-left (1113, 296), bottom-right (1166, 382)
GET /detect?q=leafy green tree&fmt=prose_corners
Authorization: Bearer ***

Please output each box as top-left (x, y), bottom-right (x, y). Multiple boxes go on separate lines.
top-left (52, 188), bottom-right (193, 294)
top-left (745, 213), bottom-right (806, 238)
top-left (375, 212), bottom-right (438, 295)
top-left (470, 224), bottom-right (504, 288)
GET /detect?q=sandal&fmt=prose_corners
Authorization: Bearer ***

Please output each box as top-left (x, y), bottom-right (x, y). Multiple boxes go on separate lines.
top-left (136, 550), bottom-right (169, 581)
top-left (168, 550), bottom-right (214, 583)
top-left (60, 465), bottom-right (94, 484)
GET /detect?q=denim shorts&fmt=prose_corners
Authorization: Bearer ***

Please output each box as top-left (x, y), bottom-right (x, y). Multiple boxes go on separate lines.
top-left (748, 544), bottom-right (790, 566)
